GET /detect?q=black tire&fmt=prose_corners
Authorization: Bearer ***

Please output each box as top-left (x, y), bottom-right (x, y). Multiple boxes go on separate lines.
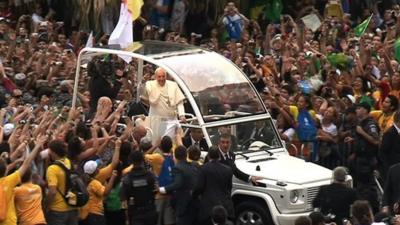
top-left (235, 201), bottom-right (273, 225)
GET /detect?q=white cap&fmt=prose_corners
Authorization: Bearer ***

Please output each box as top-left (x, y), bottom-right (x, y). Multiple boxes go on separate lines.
top-left (83, 160), bottom-right (98, 175)
top-left (346, 95), bottom-right (356, 104)
top-left (4, 123), bottom-right (14, 136)
top-left (14, 73), bottom-right (26, 81)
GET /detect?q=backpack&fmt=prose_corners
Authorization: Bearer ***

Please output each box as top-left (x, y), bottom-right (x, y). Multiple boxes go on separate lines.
top-left (0, 185), bottom-right (7, 222)
top-left (225, 16), bottom-right (242, 41)
top-left (157, 155), bottom-right (174, 187)
top-left (53, 161), bottom-right (89, 207)
top-left (125, 169), bottom-right (156, 210)
top-left (296, 109), bottom-right (317, 142)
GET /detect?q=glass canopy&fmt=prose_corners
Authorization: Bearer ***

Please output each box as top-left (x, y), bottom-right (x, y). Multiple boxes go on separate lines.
top-left (86, 41), bottom-right (267, 123)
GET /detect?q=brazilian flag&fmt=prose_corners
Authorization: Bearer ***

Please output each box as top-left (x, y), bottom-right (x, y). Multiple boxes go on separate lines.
top-left (354, 15), bottom-right (372, 37)
top-left (395, 38), bottom-right (400, 63)
top-left (250, 0), bottom-right (282, 22)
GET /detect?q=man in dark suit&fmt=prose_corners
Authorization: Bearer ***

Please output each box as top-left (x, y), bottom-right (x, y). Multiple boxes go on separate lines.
top-left (312, 167), bottom-right (357, 225)
top-left (382, 162), bottom-right (400, 214)
top-left (246, 120), bottom-right (275, 145)
top-left (213, 133), bottom-right (260, 184)
top-left (159, 146), bottom-right (200, 225)
top-left (380, 111), bottom-right (400, 180)
top-left (210, 126), bottom-right (238, 152)
top-left (182, 128), bottom-right (209, 152)
top-left (195, 147), bottom-right (234, 225)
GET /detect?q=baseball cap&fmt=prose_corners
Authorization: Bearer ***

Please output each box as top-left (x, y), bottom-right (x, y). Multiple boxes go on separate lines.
top-left (345, 95), bottom-right (356, 104)
top-left (3, 123), bottom-right (14, 136)
top-left (83, 160), bottom-right (98, 175)
top-left (356, 101), bottom-right (371, 113)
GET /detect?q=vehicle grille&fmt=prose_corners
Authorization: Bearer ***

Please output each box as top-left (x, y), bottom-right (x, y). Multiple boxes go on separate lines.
top-left (306, 186), bottom-right (320, 210)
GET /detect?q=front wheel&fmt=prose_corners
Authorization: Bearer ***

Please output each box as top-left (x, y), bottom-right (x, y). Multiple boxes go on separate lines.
top-left (235, 201), bottom-right (272, 225)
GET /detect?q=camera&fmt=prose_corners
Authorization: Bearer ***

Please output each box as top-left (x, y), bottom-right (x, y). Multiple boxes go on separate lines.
top-left (52, 61), bottom-right (63, 66)
top-left (283, 15), bottom-right (291, 23)
top-left (191, 33), bottom-right (202, 39)
top-left (116, 124), bottom-right (126, 136)
top-left (323, 213), bottom-right (336, 223)
top-left (87, 57), bottom-right (115, 78)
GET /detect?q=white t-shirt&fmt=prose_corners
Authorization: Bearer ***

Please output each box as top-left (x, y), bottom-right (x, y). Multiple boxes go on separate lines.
top-left (317, 115), bottom-right (338, 136)
top-left (283, 128), bottom-right (296, 141)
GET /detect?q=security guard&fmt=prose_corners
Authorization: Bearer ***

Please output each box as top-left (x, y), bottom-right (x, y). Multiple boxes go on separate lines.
top-left (120, 151), bottom-right (158, 225)
top-left (348, 102), bottom-right (380, 213)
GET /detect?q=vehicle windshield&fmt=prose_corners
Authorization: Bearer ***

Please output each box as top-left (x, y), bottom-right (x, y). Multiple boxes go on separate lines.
top-left (206, 118), bottom-right (282, 153)
top-left (160, 52), bottom-right (266, 122)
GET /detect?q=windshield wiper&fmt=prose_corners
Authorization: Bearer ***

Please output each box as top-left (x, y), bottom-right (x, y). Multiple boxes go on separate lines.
top-left (236, 152), bottom-right (249, 160)
top-left (260, 145), bottom-right (273, 156)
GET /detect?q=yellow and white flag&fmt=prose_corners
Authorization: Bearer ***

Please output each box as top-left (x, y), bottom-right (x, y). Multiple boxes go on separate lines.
top-left (108, 0), bottom-right (143, 63)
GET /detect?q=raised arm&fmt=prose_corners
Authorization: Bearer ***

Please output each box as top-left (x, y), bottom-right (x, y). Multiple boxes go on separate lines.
top-left (18, 135), bottom-right (47, 177)
top-left (111, 138), bottom-right (121, 169)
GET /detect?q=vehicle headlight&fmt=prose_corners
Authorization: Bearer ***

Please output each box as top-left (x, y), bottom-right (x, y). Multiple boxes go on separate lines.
top-left (290, 190), bottom-right (299, 203)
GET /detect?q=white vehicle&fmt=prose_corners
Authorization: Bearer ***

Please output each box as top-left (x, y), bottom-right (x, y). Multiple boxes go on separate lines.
top-left (73, 41), bottom-right (336, 225)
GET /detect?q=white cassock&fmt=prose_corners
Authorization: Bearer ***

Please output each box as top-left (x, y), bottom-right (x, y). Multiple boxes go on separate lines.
top-left (141, 80), bottom-right (185, 142)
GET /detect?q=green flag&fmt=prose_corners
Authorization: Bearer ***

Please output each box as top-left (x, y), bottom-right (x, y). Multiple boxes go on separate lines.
top-left (395, 38), bottom-right (400, 63)
top-left (354, 15), bottom-right (372, 37)
top-left (327, 53), bottom-right (353, 70)
top-left (264, 0), bottom-right (283, 23)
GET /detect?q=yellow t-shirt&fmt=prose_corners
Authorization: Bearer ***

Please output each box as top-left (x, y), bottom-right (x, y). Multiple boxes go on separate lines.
top-left (145, 153), bottom-right (164, 176)
top-left (95, 164), bottom-right (113, 184)
top-left (370, 110), bottom-right (394, 134)
top-left (79, 164), bottom-right (112, 220)
top-left (0, 170), bottom-right (21, 225)
top-left (80, 179), bottom-right (105, 218)
top-left (145, 153), bottom-right (168, 199)
top-left (14, 183), bottom-right (46, 225)
top-left (46, 158), bottom-right (75, 212)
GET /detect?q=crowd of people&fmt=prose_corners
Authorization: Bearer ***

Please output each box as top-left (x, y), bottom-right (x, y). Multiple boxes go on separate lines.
top-left (1, 0), bottom-right (400, 225)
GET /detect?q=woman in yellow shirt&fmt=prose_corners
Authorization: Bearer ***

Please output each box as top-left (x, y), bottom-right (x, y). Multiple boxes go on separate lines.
top-left (81, 160), bottom-right (117, 225)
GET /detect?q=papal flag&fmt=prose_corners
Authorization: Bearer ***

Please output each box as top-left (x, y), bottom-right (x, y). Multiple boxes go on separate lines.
top-left (354, 15), bottom-right (372, 37)
top-left (108, 0), bottom-right (143, 63)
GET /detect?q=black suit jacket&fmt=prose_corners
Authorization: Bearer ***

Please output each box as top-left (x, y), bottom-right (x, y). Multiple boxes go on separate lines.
top-left (380, 126), bottom-right (400, 175)
top-left (247, 127), bottom-right (275, 145)
top-left (194, 160), bottom-right (234, 220)
top-left (313, 183), bottom-right (357, 225)
top-left (182, 136), bottom-right (209, 152)
top-left (204, 150), bottom-right (250, 183)
top-left (164, 161), bottom-right (201, 216)
top-left (218, 151), bottom-right (250, 183)
top-left (383, 163), bottom-right (400, 210)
